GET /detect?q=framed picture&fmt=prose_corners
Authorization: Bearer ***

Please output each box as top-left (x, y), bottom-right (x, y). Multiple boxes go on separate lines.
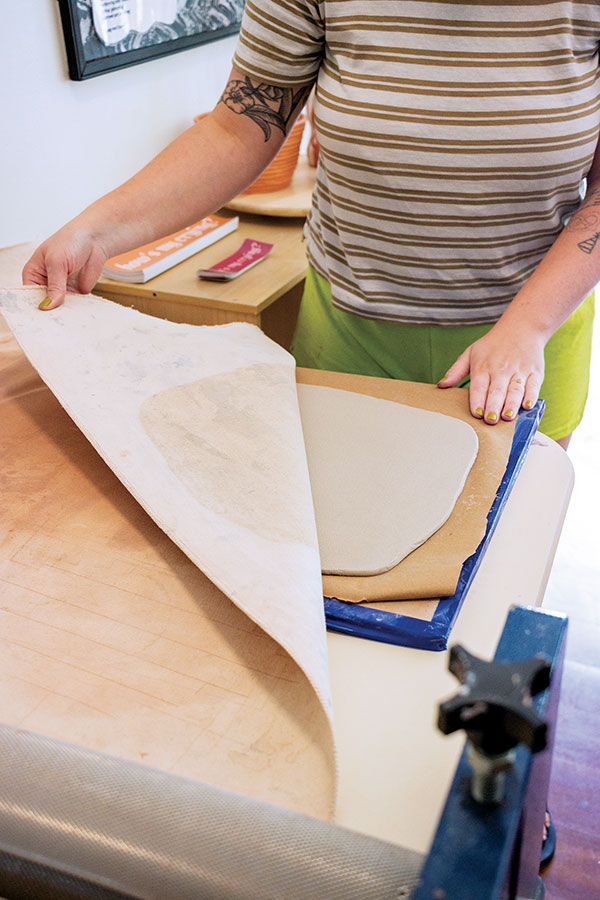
top-left (58, 0), bottom-right (244, 81)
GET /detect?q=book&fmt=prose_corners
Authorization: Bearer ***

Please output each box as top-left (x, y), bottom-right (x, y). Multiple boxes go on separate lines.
top-left (102, 215), bottom-right (239, 283)
top-left (196, 238), bottom-right (273, 281)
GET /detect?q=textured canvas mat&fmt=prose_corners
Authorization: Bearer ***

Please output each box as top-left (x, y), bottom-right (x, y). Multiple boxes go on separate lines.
top-left (0, 243), bottom-right (515, 823)
top-left (0, 287), bottom-right (335, 819)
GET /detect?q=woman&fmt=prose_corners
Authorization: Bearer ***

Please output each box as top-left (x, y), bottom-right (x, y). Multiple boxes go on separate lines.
top-left (25, 1), bottom-right (598, 450)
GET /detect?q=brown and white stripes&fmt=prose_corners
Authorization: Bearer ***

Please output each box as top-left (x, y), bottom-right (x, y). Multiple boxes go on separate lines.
top-left (234, 1), bottom-right (600, 324)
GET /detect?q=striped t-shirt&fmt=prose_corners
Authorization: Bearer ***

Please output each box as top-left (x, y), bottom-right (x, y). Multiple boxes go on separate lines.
top-left (234, 1), bottom-right (600, 325)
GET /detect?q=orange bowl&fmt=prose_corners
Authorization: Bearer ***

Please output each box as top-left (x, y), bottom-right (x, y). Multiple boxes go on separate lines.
top-left (194, 111), bottom-right (306, 196)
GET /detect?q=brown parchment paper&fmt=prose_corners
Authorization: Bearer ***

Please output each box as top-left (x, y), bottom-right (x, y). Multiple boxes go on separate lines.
top-left (296, 368), bottom-right (517, 602)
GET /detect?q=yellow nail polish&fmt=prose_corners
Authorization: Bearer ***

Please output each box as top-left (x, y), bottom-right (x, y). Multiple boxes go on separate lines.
top-left (475, 407), bottom-right (484, 417)
top-left (486, 412), bottom-right (498, 422)
top-left (438, 376), bottom-right (448, 383)
top-left (505, 409), bottom-right (514, 418)
top-left (524, 400), bottom-right (533, 409)
top-left (38, 297), bottom-right (52, 310)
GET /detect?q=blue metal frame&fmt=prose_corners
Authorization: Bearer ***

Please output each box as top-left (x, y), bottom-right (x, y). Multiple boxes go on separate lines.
top-left (413, 605), bottom-right (568, 900)
top-left (324, 402), bottom-right (545, 650)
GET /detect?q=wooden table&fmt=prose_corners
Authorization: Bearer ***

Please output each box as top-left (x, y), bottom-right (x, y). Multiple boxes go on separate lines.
top-left (94, 213), bottom-right (308, 350)
top-left (0, 243), bottom-right (575, 858)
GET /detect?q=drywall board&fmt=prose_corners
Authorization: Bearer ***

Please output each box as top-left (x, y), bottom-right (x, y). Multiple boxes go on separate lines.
top-left (0, 287), bottom-right (335, 817)
top-left (296, 369), bottom-right (517, 602)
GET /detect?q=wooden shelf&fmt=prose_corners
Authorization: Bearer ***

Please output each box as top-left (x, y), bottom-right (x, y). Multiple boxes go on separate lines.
top-left (94, 213), bottom-right (308, 348)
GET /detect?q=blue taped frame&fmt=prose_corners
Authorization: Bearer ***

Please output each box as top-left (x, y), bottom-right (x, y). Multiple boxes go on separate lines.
top-left (323, 401), bottom-right (545, 650)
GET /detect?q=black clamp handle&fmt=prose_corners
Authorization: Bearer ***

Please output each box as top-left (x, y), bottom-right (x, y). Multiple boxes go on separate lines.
top-left (438, 645), bottom-right (552, 804)
top-left (438, 645), bottom-right (551, 755)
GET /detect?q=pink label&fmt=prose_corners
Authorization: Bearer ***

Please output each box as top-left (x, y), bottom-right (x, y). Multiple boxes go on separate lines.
top-left (206, 239), bottom-right (273, 274)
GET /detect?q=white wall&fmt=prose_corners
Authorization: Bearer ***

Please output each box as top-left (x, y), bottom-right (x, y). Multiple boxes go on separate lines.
top-left (1, 0), bottom-right (237, 246)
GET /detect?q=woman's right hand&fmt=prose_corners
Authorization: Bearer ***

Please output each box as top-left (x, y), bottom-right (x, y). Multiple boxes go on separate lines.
top-left (22, 226), bottom-right (110, 310)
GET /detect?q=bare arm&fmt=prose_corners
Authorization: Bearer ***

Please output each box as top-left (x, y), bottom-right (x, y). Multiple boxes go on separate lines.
top-left (23, 69), bottom-right (312, 308)
top-left (439, 141), bottom-right (600, 427)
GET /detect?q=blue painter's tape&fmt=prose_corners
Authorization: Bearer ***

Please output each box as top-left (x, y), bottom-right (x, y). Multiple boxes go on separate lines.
top-left (324, 401), bottom-right (544, 650)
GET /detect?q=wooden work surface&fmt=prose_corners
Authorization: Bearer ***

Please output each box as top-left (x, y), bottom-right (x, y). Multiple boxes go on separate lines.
top-left (0, 324), bottom-right (574, 855)
top-left (0, 240), bottom-right (574, 854)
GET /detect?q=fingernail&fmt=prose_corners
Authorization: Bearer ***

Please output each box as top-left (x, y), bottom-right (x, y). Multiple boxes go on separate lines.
top-left (524, 400), bottom-right (533, 409)
top-left (38, 297), bottom-right (52, 310)
top-left (486, 412), bottom-right (498, 422)
top-left (475, 407), bottom-right (484, 417)
top-left (438, 376), bottom-right (449, 384)
top-left (504, 409), bottom-right (514, 418)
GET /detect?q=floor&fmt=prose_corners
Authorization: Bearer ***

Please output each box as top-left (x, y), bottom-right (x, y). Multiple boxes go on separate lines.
top-left (541, 320), bottom-right (600, 898)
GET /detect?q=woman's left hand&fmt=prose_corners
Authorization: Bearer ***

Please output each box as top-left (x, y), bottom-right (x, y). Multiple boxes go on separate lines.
top-left (437, 322), bottom-right (546, 424)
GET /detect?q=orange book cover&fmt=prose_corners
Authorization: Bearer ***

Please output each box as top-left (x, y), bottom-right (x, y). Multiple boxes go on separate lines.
top-left (102, 215), bottom-right (239, 283)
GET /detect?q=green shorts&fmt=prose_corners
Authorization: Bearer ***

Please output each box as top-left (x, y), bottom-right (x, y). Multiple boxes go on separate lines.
top-left (292, 266), bottom-right (595, 440)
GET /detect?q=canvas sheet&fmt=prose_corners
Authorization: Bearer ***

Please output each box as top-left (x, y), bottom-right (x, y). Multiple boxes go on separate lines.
top-left (0, 282), bottom-right (335, 818)
top-left (0, 244), bottom-right (515, 822)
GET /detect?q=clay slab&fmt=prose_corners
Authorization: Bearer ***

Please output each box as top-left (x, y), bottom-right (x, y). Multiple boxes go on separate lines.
top-left (298, 384), bottom-right (479, 575)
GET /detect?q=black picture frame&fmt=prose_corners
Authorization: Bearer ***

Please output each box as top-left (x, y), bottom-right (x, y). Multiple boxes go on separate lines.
top-left (58, 1), bottom-right (244, 81)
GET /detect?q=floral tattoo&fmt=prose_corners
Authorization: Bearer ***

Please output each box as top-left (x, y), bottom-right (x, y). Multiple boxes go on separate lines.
top-left (220, 77), bottom-right (311, 141)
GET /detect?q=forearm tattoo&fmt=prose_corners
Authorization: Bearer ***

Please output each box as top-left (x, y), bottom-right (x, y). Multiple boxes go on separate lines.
top-left (566, 186), bottom-right (600, 254)
top-left (220, 76), bottom-right (312, 141)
